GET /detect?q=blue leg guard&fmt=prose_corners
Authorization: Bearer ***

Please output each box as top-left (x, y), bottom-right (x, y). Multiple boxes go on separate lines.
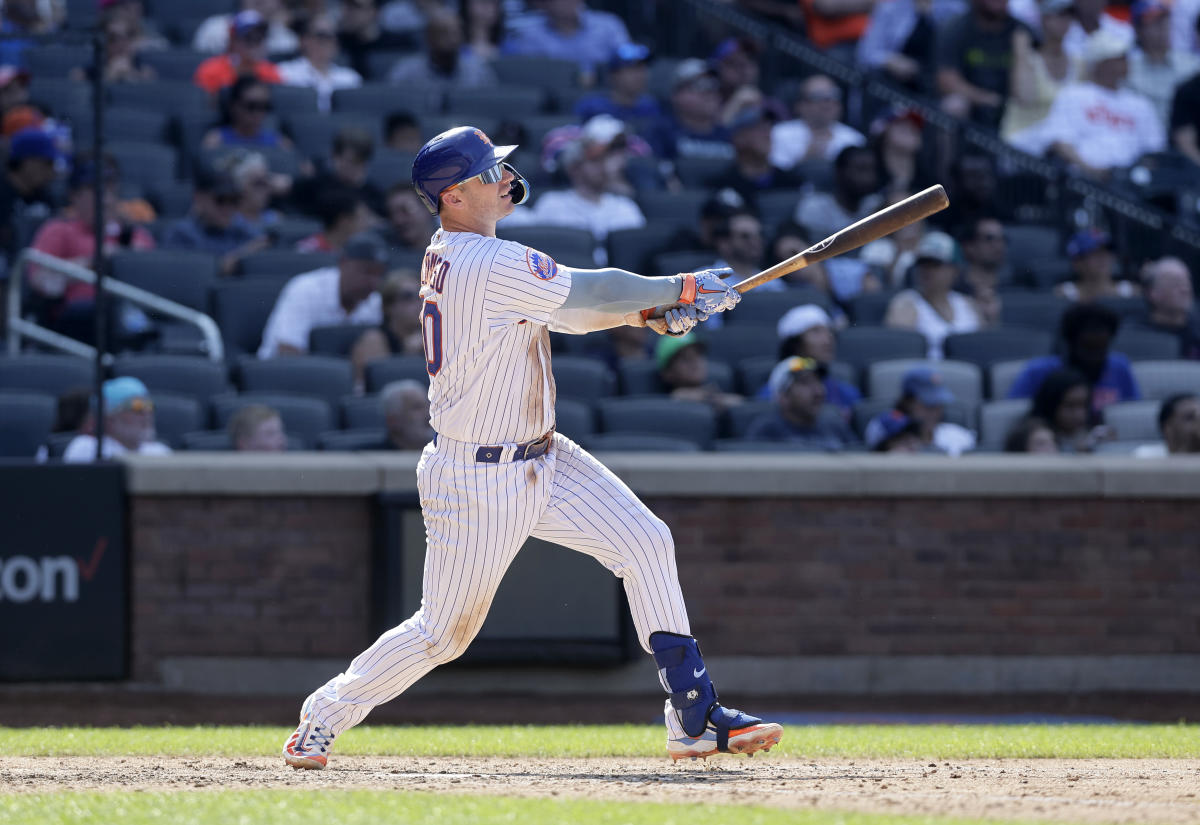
top-left (649, 631), bottom-right (717, 738)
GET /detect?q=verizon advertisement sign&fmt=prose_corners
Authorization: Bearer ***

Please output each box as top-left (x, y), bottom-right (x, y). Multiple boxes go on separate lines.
top-left (0, 464), bottom-right (126, 680)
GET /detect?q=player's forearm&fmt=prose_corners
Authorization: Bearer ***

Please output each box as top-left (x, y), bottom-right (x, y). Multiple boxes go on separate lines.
top-left (547, 306), bottom-right (628, 334)
top-left (560, 267), bottom-right (685, 315)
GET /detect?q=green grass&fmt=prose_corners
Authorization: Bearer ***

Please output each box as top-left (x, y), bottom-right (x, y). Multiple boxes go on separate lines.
top-left (2, 723), bottom-right (1197, 759)
top-left (0, 791), bottom-right (1056, 825)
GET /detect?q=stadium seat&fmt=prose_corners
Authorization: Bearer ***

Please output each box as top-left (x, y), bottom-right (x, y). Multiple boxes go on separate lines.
top-left (652, 249), bottom-right (713, 275)
top-left (1113, 328), bottom-right (1182, 361)
top-left (492, 56), bottom-right (580, 100)
top-left (583, 433), bottom-right (703, 452)
top-left (273, 217), bottom-right (324, 246)
top-left (0, 354), bottom-right (95, 397)
top-left (43, 430), bottom-right (79, 459)
top-left (552, 356), bottom-right (617, 402)
top-left (421, 114), bottom-right (500, 142)
top-left (711, 438), bottom-right (833, 452)
top-left (285, 112), bottom-right (383, 161)
top-left (977, 398), bottom-right (1030, 451)
top-left (0, 391), bottom-right (56, 458)
top-left (943, 328), bottom-right (1054, 367)
top-left (364, 50), bottom-right (409, 81)
top-left (555, 398), bottom-right (595, 440)
top-left (28, 78), bottom-right (91, 120)
top-left (617, 359), bottom-right (734, 395)
top-left (757, 190), bottom-right (801, 232)
top-left (112, 355), bottom-right (230, 404)
top-left (597, 398), bottom-right (717, 447)
top-left (152, 392), bottom-right (206, 446)
top-left (140, 49), bottom-right (207, 81)
top-left (446, 85), bottom-right (547, 117)
top-left (726, 400), bottom-right (775, 438)
top-left (851, 397), bottom-right (975, 438)
top-left (867, 359), bottom-right (983, 404)
top-left (1102, 400), bottom-right (1162, 442)
top-left (25, 44), bottom-right (91, 77)
top-left (111, 250), bottom-right (217, 311)
top-left (309, 324), bottom-right (373, 357)
top-left (364, 356), bottom-right (430, 392)
top-left (495, 225), bottom-right (595, 268)
top-left (1096, 295), bottom-right (1145, 321)
top-left (107, 141), bottom-right (179, 192)
top-left (149, 181), bottom-right (195, 219)
top-left (332, 84), bottom-right (442, 115)
top-left (341, 395), bottom-right (384, 430)
top-left (239, 250), bottom-right (336, 280)
top-left (210, 278), bottom-right (286, 356)
top-left (73, 108), bottom-right (170, 145)
top-left (236, 355), bottom-right (354, 405)
top-left (367, 150), bottom-right (416, 189)
top-left (1014, 259), bottom-right (1071, 292)
top-left (268, 85), bottom-right (319, 116)
top-left (1093, 440), bottom-right (1156, 454)
top-left (699, 325), bottom-right (778, 368)
top-left (636, 189), bottom-right (709, 232)
top-left (211, 394), bottom-right (333, 448)
top-left (319, 428), bottom-right (387, 451)
top-left (1131, 360), bottom-right (1200, 400)
top-left (605, 224), bottom-right (675, 273)
top-left (724, 287), bottom-right (834, 327)
top-left (108, 81), bottom-right (212, 116)
top-left (1003, 224), bottom-right (1061, 260)
top-left (736, 356), bottom-right (776, 397)
top-left (180, 430), bottom-right (233, 451)
top-left (835, 327), bottom-right (927, 368)
top-left (673, 156), bottom-right (728, 189)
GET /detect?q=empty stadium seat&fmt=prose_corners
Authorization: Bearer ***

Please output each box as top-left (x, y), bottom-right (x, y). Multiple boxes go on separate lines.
top-left (180, 430), bottom-right (233, 451)
top-left (73, 107), bottom-right (170, 145)
top-left (210, 279), bottom-right (286, 356)
top-left (332, 84), bottom-right (442, 115)
top-left (849, 291), bottom-right (895, 326)
top-left (309, 324), bottom-right (374, 357)
top-left (605, 225), bottom-right (675, 273)
top-left (495, 225), bottom-right (595, 268)
top-left (943, 328), bottom-right (1053, 367)
top-left (597, 398), bottom-right (717, 447)
top-left (977, 398), bottom-right (1031, 451)
top-left (999, 290), bottom-right (1069, 329)
top-left (29, 78), bottom-right (91, 120)
top-left (269, 85), bottom-right (320, 116)
top-left (446, 85), bottom-right (547, 117)
top-left (711, 438), bottom-right (834, 452)
top-left (108, 81), bottom-right (212, 116)
top-left (989, 358), bottom-right (1032, 399)
top-left (1113, 328), bottom-right (1181, 361)
top-left (152, 392), bottom-right (206, 446)
top-left (1096, 294), bottom-right (1145, 321)
top-left (1004, 224), bottom-right (1061, 260)
top-left (285, 112), bottom-right (383, 161)
top-left (239, 250), bottom-right (336, 279)
top-left (554, 398), bottom-right (595, 440)
top-left (1103, 400), bottom-right (1162, 442)
top-left (111, 250), bottom-right (217, 311)
top-left (724, 287), bottom-right (834, 327)
top-left (867, 359), bottom-right (983, 404)
top-left (835, 327), bottom-right (927, 368)
top-left (673, 156), bottom-right (727, 188)
top-left (364, 356), bottom-right (430, 392)
top-left (552, 356), bottom-right (617, 402)
top-left (0, 391), bottom-right (56, 457)
top-left (107, 141), bottom-right (178, 191)
top-left (319, 428), bottom-right (387, 451)
top-left (25, 44), bottom-right (91, 77)
top-left (583, 433), bottom-right (702, 452)
top-left (0, 354), bottom-right (95, 396)
top-left (112, 355), bottom-right (230, 404)
top-left (367, 150), bottom-right (416, 188)
top-left (726, 400), bottom-right (775, 438)
top-left (211, 394), bottom-right (333, 448)
top-left (492, 56), bottom-right (580, 101)
top-left (652, 250), bottom-right (713, 275)
top-left (341, 395), bottom-right (384, 430)
top-left (141, 49), bottom-right (207, 81)
top-left (636, 189), bottom-right (708, 232)
top-left (421, 114), bottom-right (500, 142)
top-left (1131, 360), bottom-right (1200, 400)
top-left (697, 325), bottom-right (777, 367)
top-left (237, 355), bottom-right (354, 404)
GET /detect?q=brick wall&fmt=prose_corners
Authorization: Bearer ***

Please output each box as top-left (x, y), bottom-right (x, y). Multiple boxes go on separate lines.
top-left (127, 494), bottom-right (1200, 680)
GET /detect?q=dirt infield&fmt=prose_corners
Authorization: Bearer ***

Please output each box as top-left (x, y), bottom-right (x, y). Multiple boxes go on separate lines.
top-left (3, 756), bottom-right (1198, 824)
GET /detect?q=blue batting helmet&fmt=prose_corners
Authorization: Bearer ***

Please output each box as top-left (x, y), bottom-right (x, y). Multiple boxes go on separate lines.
top-left (411, 126), bottom-right (530, 214)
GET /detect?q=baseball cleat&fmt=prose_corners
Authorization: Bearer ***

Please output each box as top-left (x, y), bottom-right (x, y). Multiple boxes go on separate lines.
top-left (282, 697), bottom-right (336, 770)
top-left (664, 699), bottom-right (783, 762)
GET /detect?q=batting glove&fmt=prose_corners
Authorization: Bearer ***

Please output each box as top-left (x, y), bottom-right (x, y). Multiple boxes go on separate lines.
top-left (629, 303), bottom-right (706, 337)
top-left (678, 268), bottom-right (741, 316)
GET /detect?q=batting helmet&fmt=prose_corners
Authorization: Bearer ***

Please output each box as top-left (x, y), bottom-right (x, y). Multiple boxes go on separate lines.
top-left (411, 126), bottom-right (531, 215)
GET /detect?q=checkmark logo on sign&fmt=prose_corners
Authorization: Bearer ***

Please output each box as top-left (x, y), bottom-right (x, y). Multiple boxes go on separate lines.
top-left (76, 537), bottom-right (108, 582)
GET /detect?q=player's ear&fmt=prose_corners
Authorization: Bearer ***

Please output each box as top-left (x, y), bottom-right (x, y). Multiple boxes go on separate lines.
top-left (440, 188), bottom-right (463, 212)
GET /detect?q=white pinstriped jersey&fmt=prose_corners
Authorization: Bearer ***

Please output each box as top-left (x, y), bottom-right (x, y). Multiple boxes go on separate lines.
top-left (419, 229), bottom-right (572, 445)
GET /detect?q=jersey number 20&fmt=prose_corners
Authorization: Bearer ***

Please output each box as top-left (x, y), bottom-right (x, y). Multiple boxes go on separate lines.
top-left (421, 301), bottom-right (442, 376)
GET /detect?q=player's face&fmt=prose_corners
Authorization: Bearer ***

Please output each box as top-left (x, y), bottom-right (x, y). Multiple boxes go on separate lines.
top-left (453, 163), bottom-right (517, 221)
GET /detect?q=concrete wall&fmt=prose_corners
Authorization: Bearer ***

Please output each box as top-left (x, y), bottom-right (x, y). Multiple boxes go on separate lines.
top-left (123, 453), bottom-right (1200, 695)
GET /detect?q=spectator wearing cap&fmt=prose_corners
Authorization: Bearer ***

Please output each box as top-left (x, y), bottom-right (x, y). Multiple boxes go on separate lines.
top-left (1001, 0), bottom-right (1082, 143)
top-left (772, 304), bottom-right (861, 417)
top-left (651, 58), bottom-right (733, 161)
top-left (744, 356), bottom-right (858, 449)
top-left (857, 0), bottom-right (966, 93)
top-left (70, 11), bottom-right (156, 84)
top-left (1133, 257), bottom-right (1200, 359)
top-left (706, 106), bottom-right (804, 209)
top-left (869, 106), bottom-right (935, 195)
top-left (655, 334), bottom-right (744, 416)
top-left (388, 8), bottom-right (497, 92)
top-left (866, 367), bottom-right (977, 455)
top-left (1056, 228), bottom-right (1137, 303)
top-left (193, 0), bottom-right (298, 58)
top-left (770, 75), bottom-right (865, 169)
top-left (229, 404), bottom-right (288, 452)
top-left (296, 187), bottom-right (370, 255)
top-left (62, 377), bottom-right (172, 463)
top-left (1032, 30), bottom-right (1164, 176)
top-left (294, 126), bottom-right (386, 220)
top-left (193, 10), bottom-right (283, 96)
top-left (162, 167), bottom-right (268, 275)
top-left (277, 13), bottom-right (362, 114)
top-left (708, 37), bottom-right (777, 124)
top-left (201, 77), bottom-right (292, 152)
top-left (0, 128), bottom-right (60, 260)
top-left (1025, 367), bottom-right (1115, 452)
top-left (259, 232), bottom-right (387, 358)
top-left (1127, 0), bottom-right (1200, 126)
top-left (574, 43), bottom-right (662, 126)
top-left (868, 411), bottom-right (926, 453)
top-left (956, 215), bottom-right (1008, 324)
top-left (885, 231), bottom-right (982, 359)
top-left (1008, 302), bottom-right (1140, 413)
top-left (501, 0), bottom-right (631, 77)
top-left (28, 155), bottom-right (155, 340)
top-left (1134, 393), bottom-right (1200, 456)
top-left (1061, 0), bottom-right (1133, 59)
top-left (0, 65), bottom-right (30, 116)
top-left (1003, 415), bottom-right (1060, 453)
top-left (795, 145), bottom-right (883, 244)
top-left (936, 0), bottom-right (1032, 129)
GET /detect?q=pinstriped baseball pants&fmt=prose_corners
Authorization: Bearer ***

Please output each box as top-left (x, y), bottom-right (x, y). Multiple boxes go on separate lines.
top-left (308, 432), bottom-right (691, 735)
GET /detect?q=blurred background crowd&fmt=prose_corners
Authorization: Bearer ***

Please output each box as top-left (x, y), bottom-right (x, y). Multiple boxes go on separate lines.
top-left (0, 0), bottom-right (1197, 461)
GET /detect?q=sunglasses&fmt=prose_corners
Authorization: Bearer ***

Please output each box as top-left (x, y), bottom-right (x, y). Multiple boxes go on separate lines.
top-left (119, 398), bottom-right (154, 413)
top-left (452, 162), bottom-right (505, 189)
top-left (240, 100), bottom-right (272, 112)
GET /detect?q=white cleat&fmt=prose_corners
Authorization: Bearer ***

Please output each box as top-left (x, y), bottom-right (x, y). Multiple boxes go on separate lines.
top-left (282, 697), bottom-right (336, 770)
top-left (664, 699), bottom-right (783, 762)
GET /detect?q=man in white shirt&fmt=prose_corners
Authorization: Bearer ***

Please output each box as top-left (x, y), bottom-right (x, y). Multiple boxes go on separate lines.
top-left (770, 74), bottom-right (865, 170)
top-left (193, 0), bottom-right (299, 57)
top-left (258, 232), bottom-right (388, 358)
top-left (276, 14), bottom-right (362, 113)
top-left (1036, 29), bottom-right (1165, 174)
top-left (62, 377), bottom-right (172, 463)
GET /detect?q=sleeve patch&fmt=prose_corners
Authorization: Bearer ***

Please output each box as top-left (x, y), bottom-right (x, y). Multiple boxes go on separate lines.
top-left (526, 248), bottom-right (559, 281)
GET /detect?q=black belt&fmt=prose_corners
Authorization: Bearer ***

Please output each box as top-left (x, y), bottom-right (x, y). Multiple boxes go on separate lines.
top-left (475, 431), bottom-right (553, 463)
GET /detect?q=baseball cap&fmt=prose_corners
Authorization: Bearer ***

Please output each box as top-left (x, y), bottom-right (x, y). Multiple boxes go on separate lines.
top-left (700, 188), bottom-right (746, 219)
top-left (0, 65), bottom-right (29, 89)
top-left (867, 410), bottom-right (922, 450)
top-left (767, 355), bottom-right (826, 398)
top-left (708, 36), bottom-right (760, 67)
top-left (2, 104), bottom-right (45, 136)
top-left (1066, 227), bottom-right (1110, 258)
top-left (901, 367), bottom-right (955, 406)
top-left (672, 58), bottom-right (717, 90)
top-left (728, 105), bottom-right (779, 134)
top-left (102, 377), bottom-right (153, 413)
top-left (8, 128), bottom-right (59, 163)
top-left (342, 232), bottom-right (390, 265)
top-left (1040, 0), bottom-right (1074, 14)
top-left (608, 42), bottom-right (651, 72)
top-left (869, 105), bottom-right (925, 138)
top-left (231, 9), bottom-right (268, 36)
top-left (1082, 28), bottom-right (1132, 63)
top-left (914, 231), bottom-right (956, 264)
top-left (1132, 0), bottom-right (1169, 24)
top-left (776, 304), bottom-right (833, 341)
top-left (655, 332), bottom-right (705, 371)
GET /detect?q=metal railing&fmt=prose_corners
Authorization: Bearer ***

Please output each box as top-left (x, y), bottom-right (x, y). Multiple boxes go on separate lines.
top-left (6, 249), bottom-right (224, 363)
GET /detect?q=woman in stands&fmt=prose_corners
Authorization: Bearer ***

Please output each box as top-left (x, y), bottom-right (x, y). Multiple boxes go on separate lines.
top-left (224, 149), bottom-right (283, 236)
top-left (350, 270), bottom-right (425, 393)
top-left (460, 0), bottom-right (505, 62)
top-left (201, 77), bottom-right (294, 152)
top-left (1028, 367), bottom-right (1114, 452)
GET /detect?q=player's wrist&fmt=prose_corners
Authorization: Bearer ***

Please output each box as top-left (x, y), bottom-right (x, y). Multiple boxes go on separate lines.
top-left (677, 274), bottom-right (697, 305)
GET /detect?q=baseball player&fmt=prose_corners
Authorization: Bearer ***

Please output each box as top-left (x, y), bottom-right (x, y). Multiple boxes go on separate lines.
top-left (283, 127), bottom-right (783, 768)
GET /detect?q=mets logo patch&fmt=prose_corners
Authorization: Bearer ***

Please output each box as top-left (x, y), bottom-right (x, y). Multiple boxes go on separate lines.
top-left (526, 248), bottom-right (558, 280)
top-left (474, 129), bottom-right (492, 146)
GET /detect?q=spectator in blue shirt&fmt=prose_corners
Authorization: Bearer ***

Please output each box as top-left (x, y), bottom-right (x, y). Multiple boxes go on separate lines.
top-left (1007, 302), bottom-right (1141, 414)
top-left (162, 167), bottom-right (268, 276)
top-left (574, 43), bottom-right (662, 126)
top-left (744, 356), bottom-right (859, 450)
top-left (649, 58), bottom-right (733, 161)
top-left (502, 0), bottom-right (630, 77)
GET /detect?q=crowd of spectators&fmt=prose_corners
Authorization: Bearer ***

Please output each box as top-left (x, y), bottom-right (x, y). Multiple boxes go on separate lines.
top-left (0, 0), bottom-right (1197, 461)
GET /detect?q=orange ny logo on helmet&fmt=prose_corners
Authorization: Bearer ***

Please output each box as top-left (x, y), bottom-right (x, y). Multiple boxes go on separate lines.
top-left (474, 129), bottom-right (492, 146)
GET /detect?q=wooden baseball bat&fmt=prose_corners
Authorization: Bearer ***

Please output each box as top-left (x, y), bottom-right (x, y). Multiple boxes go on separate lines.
top-left (733, 184), bottom-right (950, 294)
